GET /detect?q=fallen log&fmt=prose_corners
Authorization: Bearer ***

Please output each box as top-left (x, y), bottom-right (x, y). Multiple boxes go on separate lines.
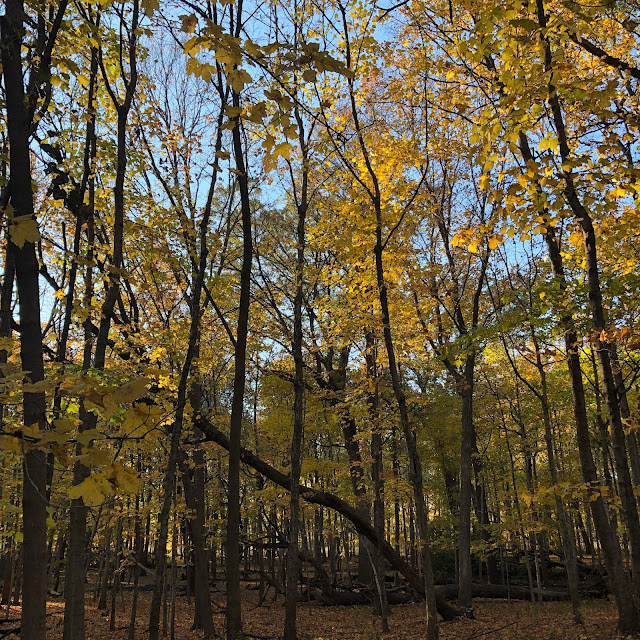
top-left (196, 415), bottom-right (465, 621)
top-left (298, 551), bottom-right (334, 599)
top-left (301, 586), bottom-right (414, 607)
top-left (437, 582), bottom-right (580, 602)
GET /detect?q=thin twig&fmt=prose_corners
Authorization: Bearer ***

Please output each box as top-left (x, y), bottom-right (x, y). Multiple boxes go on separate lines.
top-left (464, 621), bottom-right (516, 640)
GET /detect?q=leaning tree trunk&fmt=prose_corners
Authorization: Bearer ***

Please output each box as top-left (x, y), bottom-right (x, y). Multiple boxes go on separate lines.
top-left (196, 414), bottom-right (464, 622)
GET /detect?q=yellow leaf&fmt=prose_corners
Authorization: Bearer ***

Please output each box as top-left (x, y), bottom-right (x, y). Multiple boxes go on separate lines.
top-left (0, 435), bottom-right (20, 453)
top-left (53, 418), bottom-right (79, 433)
top-left (611, 186), bottom-right (627, 198)
top-left (274, 141), bottom-right (293, 159)
top-left (9, 216), bottom-right (40, 249)
top-left (141, 0), bottom-right (159, 17)
top-left (23, 379), bottom-right (54, 393)
top-left (180, 14), bottom-right (198, 33)
top-left (108, 461), bottom-right (140, 494)
top-left (120, 403), bottom-right (164, 438)
top-left (224, 106), bottom-right (242, 118)
top-left (112, 378), bottom-right (150, 404)
top-left (67, 474), bottom-right (115, 507)
top-left (228, 69), bottom-right (252, 92)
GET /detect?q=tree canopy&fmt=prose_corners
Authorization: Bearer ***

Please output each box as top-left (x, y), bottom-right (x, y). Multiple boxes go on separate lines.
top-left (1, 0), bottom-right (640, 639)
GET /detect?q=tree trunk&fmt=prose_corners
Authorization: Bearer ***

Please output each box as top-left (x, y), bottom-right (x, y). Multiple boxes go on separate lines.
top-left (225, 81), bottom-right (253, 640)
top-left (179, 451), bottom-right (214, 637)
top-left (110, 517), bottom-right (123, 632)
top-left (458, 378), bottom-right (475, 609)
top-left (284, 123), bottom-right (307, 640)
top-left (545, 229), bottom-right (638, 633)
top-left (532, 329), bottom-right (583, 622)
top-left (1, 3), bottom-right (49, 637)
top-left (366, 332), bottom-right (389, 633)
top-left (127, 487), bottom-right (143, 640)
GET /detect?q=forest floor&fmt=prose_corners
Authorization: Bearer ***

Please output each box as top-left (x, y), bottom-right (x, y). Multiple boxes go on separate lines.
top-left (0, 586), bottom-right (617, 639)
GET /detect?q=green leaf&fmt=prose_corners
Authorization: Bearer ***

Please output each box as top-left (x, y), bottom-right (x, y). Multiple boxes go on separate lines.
top-left (509, 18), bottom-right (539, 31)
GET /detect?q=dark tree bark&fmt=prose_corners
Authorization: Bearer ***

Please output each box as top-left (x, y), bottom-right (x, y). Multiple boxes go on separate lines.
top-left (284, 107), bottom-right (308, 640)
top-left (128, 464), bottom-right (143, 640)
top-left (110, 517), bottom-right (123, 632)
top-left (544, 226), bottom-right (637, 634)
top-left (178, 443), bottom-right (214, 637)
top-left (225, 67), bottom-right (253, 640)
top-left (1, 2), bottom-right (57, 636)
top-left (365, 332), bottom-right (389, 632)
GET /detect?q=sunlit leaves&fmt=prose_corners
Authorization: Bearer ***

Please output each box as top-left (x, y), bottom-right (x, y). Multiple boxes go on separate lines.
top-left (67, 460), bottom-right (139, 507)
top-left (9, 216), bottom-right (40, 248)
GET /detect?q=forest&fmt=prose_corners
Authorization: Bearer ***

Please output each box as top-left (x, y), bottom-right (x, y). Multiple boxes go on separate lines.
top-left (1, 0), bottom-right (640, 638)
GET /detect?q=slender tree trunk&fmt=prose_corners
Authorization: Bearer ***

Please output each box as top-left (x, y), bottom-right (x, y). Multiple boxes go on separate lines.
top-left (545, 229), bottom-right (637, 634)
top-left (225, 81), bottom-right (253, 640)
top-left (532, 332), bottom-right (583, 622)
top-left (97, 523), bottom-right (112, 610)
top-left (64, 5), bottom-right (136, 635)
top-left (366, 332), bottom-right (389, 633)
top-left (512, 102), bottom-right (638, 630)
top-left (373, 213), bottom-right (438, 639)
top-left (284, 124), bottom-right (308, 640)
top-left (110, 517), bottom-right (123, 632)
top-left (612, 344), bottom-right (640, 487)
top-left (169, 505), bottom-right (177, 640)
top-left (11, 545), bottom-right (22, 607)
top-left (458, 376), bottom-right (474, 609)
top-left (503, 422), bottom-right (535, 603)
top-left (149, 62), bottom-right (220, 638)
top-left (179, 451), bottom-right (214, 636)
top-left (128, 488), bottom-right (143, 640)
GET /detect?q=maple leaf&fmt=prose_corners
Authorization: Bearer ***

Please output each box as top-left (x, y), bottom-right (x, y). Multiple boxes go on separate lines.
top-left (9, 215), bottom-right (40, 249)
